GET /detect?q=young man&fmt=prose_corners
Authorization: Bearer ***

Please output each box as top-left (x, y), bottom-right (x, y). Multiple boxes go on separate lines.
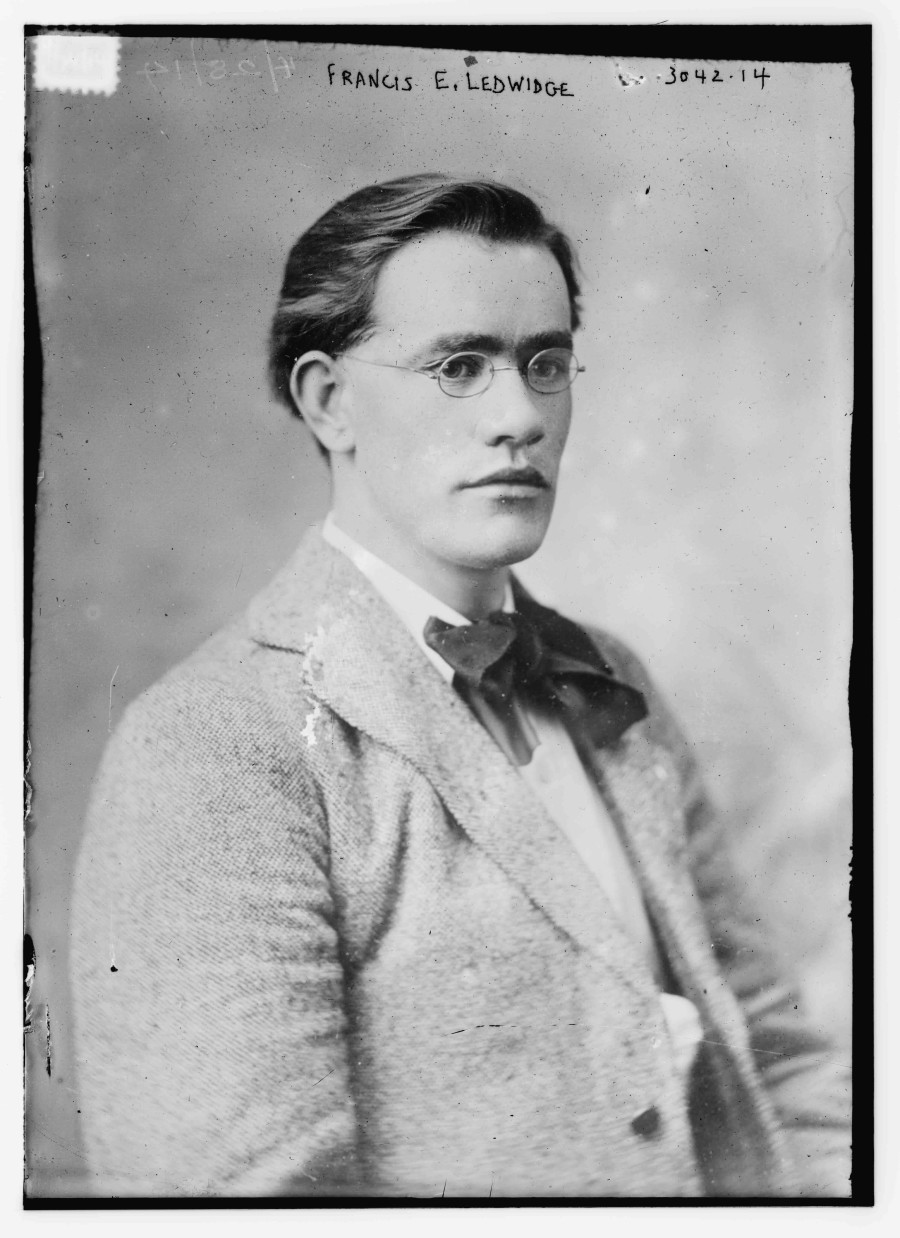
top-left (70, 174), bottom-right (850, 1198)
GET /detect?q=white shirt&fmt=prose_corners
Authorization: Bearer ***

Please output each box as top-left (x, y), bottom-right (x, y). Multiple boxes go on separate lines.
top-left (321, 515), bottom-right (702, 1080)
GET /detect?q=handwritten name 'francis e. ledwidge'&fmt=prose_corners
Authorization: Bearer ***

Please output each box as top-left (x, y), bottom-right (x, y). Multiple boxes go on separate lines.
top-left (326, 64), bottom-right (575, 97)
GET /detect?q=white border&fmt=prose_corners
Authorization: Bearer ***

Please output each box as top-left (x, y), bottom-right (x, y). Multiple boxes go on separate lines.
top-left (4, 3), bottom-right (897, 1235)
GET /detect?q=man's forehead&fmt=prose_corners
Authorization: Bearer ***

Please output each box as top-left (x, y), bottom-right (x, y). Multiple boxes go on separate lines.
top-left (369, 230), bottom-right (572, 342)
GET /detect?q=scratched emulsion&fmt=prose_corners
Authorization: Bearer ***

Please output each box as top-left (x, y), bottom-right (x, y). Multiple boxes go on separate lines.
top-left (301, 702), bottom-right (322, 748)
top-left (24, 935), bottom-right (35, 1035)
top-left (26, 39), bottom-right (852, 1194)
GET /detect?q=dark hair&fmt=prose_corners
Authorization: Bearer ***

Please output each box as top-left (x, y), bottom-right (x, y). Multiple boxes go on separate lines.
top-left (267, 173), bottom-right (582, 415)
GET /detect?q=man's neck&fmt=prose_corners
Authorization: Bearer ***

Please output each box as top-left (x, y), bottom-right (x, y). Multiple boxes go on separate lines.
top-left (327, 509), bottom-right (510, 621)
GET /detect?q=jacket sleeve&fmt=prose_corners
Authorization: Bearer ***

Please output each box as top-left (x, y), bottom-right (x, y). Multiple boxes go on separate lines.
top-left (598, 631), bottom-right (852, 1198)
top-left (70, 672), bottom-right (360, 1198)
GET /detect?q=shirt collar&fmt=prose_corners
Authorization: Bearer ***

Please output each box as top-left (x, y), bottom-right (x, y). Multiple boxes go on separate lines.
top-left (321, 513), bottom-right (514, 684)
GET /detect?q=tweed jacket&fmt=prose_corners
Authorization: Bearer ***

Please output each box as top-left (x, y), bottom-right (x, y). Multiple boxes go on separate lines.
top-left (70, 528), bottom-right (850, 1199)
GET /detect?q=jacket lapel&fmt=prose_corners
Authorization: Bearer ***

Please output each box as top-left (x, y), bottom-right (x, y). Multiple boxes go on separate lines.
top-left (510, 586), bottom-right (777, 1068)
top-left (514, 591), bottom-right (736, 1009)
top-left (587, 731), bottom-right (728, 1004)
top-left (586, 724), bottom-right (790, 1183)
top-left (248, 528), bottom-right (656, 1003)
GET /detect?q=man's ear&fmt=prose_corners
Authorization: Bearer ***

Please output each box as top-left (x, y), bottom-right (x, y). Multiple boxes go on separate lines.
top-left (288, 351), bottom-right (355, 455)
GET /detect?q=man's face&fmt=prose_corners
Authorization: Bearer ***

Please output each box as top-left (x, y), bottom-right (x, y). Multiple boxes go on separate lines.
top-left (336, 230), bottom-right (574, 580)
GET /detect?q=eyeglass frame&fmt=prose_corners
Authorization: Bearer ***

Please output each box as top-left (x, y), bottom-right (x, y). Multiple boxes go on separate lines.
top-left (335, 346), bottom-right (585, 399)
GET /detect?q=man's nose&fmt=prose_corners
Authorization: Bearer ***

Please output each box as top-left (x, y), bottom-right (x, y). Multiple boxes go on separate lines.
top-left (476, 369), bottom-right (548, 446)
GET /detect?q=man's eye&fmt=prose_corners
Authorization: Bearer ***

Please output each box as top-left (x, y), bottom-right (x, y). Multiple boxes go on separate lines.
top-left (440, 353), bottom-right (485, 382)
top-left (530, 352), bottom-right (567, 379)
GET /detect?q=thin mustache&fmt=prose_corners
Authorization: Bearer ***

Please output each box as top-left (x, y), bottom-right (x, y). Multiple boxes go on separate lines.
top-left (464, 466), bottom-right (550, 489)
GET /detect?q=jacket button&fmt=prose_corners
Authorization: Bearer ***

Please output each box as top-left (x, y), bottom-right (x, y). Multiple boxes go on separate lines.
top-left (631, 1105), bottom-right (661, 1138)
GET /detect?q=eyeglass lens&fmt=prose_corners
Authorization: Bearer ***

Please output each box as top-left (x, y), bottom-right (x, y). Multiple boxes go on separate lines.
top-left (438, 348), bottom-right (579, 397)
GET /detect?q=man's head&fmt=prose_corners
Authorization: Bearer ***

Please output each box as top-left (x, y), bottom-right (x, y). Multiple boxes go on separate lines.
top-left (269, 174), bottom-right (581, 402)
top-left (268, 174), bottom-right (584, 603)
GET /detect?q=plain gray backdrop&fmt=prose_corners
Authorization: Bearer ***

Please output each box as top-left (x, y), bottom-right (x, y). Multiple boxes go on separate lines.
top-left (26, 35), bottom-right (853, 1195)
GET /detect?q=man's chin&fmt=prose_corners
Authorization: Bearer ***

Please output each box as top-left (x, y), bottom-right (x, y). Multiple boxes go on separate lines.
top-left (452, 510), bottom-right (553, 571)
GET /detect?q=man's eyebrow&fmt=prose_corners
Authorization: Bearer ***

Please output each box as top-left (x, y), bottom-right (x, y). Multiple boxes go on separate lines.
top-left (409, 329), bottom-right (574, 363)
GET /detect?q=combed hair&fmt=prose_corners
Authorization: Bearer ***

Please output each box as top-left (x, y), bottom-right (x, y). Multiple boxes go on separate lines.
top-left (267, 173), bottom-right (582, 415)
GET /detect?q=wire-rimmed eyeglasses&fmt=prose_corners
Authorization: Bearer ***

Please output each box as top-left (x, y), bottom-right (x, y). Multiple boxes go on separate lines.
top-left (338, 347), bottom-right (585, 398)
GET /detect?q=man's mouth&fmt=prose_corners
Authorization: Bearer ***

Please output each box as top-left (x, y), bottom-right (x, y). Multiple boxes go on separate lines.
top-left (463, 466), bottom-right (550, 490)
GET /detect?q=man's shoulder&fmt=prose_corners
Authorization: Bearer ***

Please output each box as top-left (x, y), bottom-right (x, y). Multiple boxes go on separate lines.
top-left (77, 554), bottom-right (341, 911)
top-left (104, 623), bottom-right (300, 793)
top-left (109, 528), bottom-right (357, 756)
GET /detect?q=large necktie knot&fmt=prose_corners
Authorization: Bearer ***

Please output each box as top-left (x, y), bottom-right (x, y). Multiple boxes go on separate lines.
top-left (423, 607), bottom-right (649, 763)
top-left (422, 612), bottom-right (544, 706)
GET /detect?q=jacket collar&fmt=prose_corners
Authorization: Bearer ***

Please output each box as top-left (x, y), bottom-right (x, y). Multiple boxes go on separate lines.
top-left (248, 527), bottom-right (660, 1000)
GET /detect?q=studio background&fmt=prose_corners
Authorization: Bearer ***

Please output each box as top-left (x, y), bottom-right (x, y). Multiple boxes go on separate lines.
top-left (26, 35), bottom-right (853, 1195)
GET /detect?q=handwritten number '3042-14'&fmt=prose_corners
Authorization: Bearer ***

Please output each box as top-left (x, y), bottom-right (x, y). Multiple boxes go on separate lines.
top-left (664, 65), bottom-right (770, 89)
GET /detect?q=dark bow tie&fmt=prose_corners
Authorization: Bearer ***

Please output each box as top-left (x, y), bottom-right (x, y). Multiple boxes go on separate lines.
top-left (423, 608), bottom-right (648, 761)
